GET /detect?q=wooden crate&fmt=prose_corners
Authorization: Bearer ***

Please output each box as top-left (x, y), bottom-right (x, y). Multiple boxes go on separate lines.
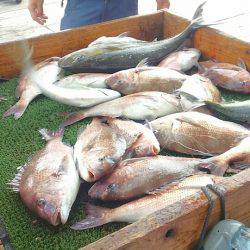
top-left (0, 10), bottom-right (249, 250)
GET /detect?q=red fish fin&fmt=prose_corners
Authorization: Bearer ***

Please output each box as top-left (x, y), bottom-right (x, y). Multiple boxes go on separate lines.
top-left (3, 100), bottom-right (28, 119)
top-left (57, 112), bottom-right (71, 117)
top-left (197, 158), bottom-right (228, 176)
top-left (70, 203), bottom-right (112, 230)
top-left (7, 164), bottom-right (28, 192)
top-left (39, 128), bottom-right (64, 141)
top-left (60, 111), bottom-right (86, 128)
top-left (238, 59), bottom-right (247, 70)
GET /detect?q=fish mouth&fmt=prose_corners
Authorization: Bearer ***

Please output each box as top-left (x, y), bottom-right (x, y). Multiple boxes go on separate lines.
top-left (88, 183), bottom-right (108, 200)
top-left (79, 166), bottom-right (99, 182)
top-left (50, 210), bottom-right (61, 226)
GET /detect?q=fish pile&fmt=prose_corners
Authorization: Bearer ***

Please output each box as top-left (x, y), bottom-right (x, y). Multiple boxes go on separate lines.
top-left (5, 1), bottom-right (250, 232)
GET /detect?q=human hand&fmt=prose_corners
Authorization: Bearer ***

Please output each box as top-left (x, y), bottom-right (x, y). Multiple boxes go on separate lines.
top-left (28, 0), bottom-right (48, 25)
top-left (156, 0), bottom-right (170, 10)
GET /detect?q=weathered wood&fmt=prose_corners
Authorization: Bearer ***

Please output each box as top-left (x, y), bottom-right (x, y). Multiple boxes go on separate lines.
top-left (0, 12), bottom-right (163, 78)
top-left (82, 169), bottom-right (250, 250)
top-left (163, 11), bottom-right (250, 69)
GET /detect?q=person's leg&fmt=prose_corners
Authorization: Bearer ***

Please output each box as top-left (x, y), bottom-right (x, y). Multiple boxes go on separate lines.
top-left (103, 0), bottom-right (138, 22)
top-left (60, 0), bottom-right (104, 30)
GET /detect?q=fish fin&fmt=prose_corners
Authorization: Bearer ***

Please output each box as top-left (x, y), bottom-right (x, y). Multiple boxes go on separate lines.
top-left (122, 133), bottom-right (144, 159)
top-left (192, 1), bottom-right (206, 19)
top-left (196, 157), bottom-right (229, 176)
top-left (136, 58), bottom-right (149, 68)
top-left (175, 116), bottom-right (205, 129)
top-left (152, 37), bottom-right (158, 42)
top-left (238, 59), bottom-right (247, 70)
top-left (144, 119), bottom-right (153, 131)
top-left (179, 91), bottom-right (206, 111)
top-left (8, 164), bottom-right (28, 192)
top-left (70, 203), bottom-right (112, 230)
top-left (57, 112), bottom-right (71, 117)
top-left (39, 128), bottom-right (64, 141)
top-left (3, 100), bottom-right (28, 119)
top-left (231, 162), bottom-right (250, 171)
top-left (52, 156), bottom-right (69, 177)
top-left (190, 1), bottom-right (246, 30)
top-left (60, 111), bottom-right (86, 128)
top-left (117, 32), bottom-right (129, 37)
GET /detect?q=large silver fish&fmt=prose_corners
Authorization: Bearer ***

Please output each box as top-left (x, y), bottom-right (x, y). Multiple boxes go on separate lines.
top-left (59, 32), bottom-right (149, 70)
top-left (9, 129), bottom-right (80, 226)
top-left (33, 74), bottom-right (121, 107)
top-left (59, 2), bottom-right (228, 73)
top-left (60, 91), bottom-right (183, 127)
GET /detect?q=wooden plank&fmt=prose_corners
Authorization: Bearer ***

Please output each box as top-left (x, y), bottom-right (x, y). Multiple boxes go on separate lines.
top-left (82, 169), bottom-right (250, 250)
top-left (0, 11), bottom-right (163, 78)
top-left (163, 11), bottom-right (250, 69)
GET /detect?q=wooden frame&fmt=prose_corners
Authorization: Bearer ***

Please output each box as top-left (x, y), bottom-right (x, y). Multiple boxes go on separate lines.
top-left (0, 10), bottom-right (249, 250)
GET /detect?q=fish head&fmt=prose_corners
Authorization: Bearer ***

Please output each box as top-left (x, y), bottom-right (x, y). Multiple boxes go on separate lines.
top-left (77, 153), bottom-right (117, 182)
top-left (127, 134), bottom-right (160, 158)
top-left (105, 70), bottom-right (132, 91)
top-left (32, 194), bottom-right (62, 226)
top-left (88, 179), bottom-right (120, 201)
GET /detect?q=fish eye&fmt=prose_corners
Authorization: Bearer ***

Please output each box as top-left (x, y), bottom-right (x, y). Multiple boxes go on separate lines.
top-left (99, 157), bottom-right (105, 162)
top-left (117, 80), bottom-right (122, 84)
top-left (107, 183), bottom-right (117, 191)
top-left (37, 198), bottom-right (46, 207)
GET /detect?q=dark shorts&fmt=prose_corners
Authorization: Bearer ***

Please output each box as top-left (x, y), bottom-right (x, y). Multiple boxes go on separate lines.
top-left (60, 0), bottom-right (138, 30)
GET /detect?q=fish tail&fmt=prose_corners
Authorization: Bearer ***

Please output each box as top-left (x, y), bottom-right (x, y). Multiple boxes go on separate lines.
top-left (39, 128), bottom-right (64, 141)
top-left (60, 111), bottom-right (86, 128)
top-left (190, 1), bottom-right (246, 30)
top-left (197, 157), bottom-right (229, 176)
top-left (70, 203), bottom-right (112, 230)
top-left (204, 100), bottom-right (222, 111)
top-left (177, 91), bottom-right (205, 111)
top-left (3, 99), bottom-right (28, 119)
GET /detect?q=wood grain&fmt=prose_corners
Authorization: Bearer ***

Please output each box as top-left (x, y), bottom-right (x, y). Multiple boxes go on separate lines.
top-left (0, 12), bottom-right (163, 78)
top-left (163, 11), bottom-right (250, 69)
top-left (82, 169), bottom-right (250, 250)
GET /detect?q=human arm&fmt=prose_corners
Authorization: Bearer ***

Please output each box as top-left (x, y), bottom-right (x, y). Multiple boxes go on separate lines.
top-left (28, 0), bottom-right (48, 25)
top-left (156, 0), bottom-right (170, 10)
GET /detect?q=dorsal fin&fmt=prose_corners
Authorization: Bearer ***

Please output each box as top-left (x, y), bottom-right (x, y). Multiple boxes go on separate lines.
top-left (39, 128), bottom-right (64, 141)
top-left (238, 59), bottom-right (247, 70)
top-left (7, 164), bottom-right (28, 192)
top-left (117, 32), bottom-right (129, 38)
top-left (136, 58), bottom-right (149, 68)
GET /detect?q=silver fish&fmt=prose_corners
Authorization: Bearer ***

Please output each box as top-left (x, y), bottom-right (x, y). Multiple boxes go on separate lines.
top-left (60, 91), bottom-right (183, 127)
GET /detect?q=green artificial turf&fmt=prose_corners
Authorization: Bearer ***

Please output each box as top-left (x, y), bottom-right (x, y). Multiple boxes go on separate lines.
top-left (0, 79), bottom-right (125, 250)
top-left (0, 79), bottom-right (249, 249)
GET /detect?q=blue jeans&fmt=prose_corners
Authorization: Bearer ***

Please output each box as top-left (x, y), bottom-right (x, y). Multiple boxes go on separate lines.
top-left (61, 0), bottom-right (138, 30)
